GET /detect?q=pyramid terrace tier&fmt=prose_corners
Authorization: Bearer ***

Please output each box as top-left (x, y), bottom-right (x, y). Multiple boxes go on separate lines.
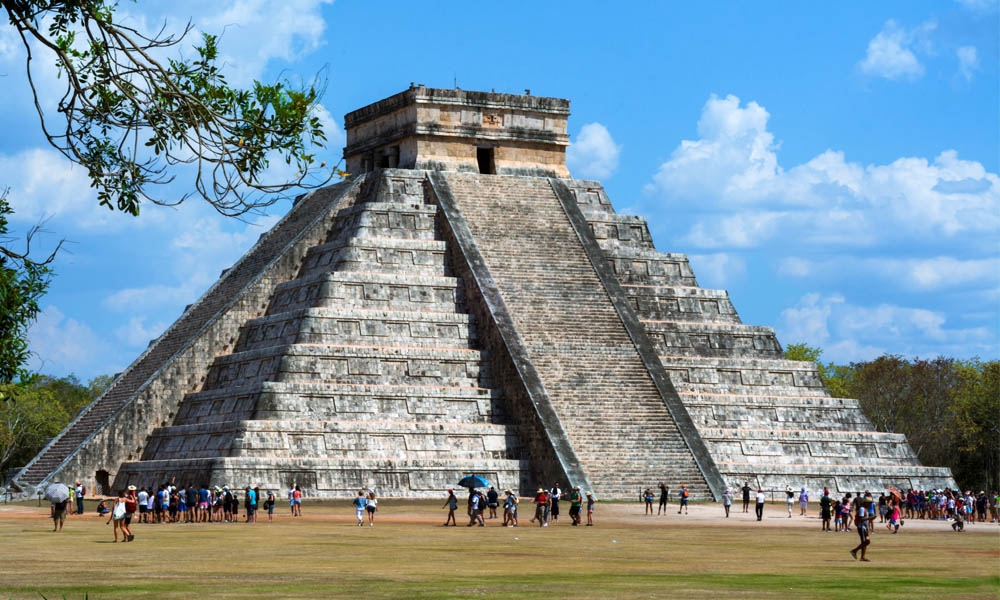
top-left (296, 237), bottom-right (449, 280)
top-left (714, 462), bottom-right (957, 493)
top-left (680, 392), bottom-right (876, 430)
top-left (599, 246), bottom-right (699, 287)
top-left (701, 428), bottom-right (921, 467)
top-left (114, 456), bottom-right (531, 499)
top-left (139, 420), bottom-right (525, 462)
top-left (236, 307), bottom-right (477, 352)
top-left (641, 321), bottom-right (781, 359)
top-left (201, 344), bottom-right (492, 390)
top-left (173, 382), bottom-right (500, 426)
top-left (659, 356), bottom-right (826, 391)
top-left (267, 272), bottom-right (463, 315)
top-left (586, 213), bottom-right (656, 251)
top-left (624, 285), bottom-right (742, 323)
top-left (324, 201), bottom-right (440, 242)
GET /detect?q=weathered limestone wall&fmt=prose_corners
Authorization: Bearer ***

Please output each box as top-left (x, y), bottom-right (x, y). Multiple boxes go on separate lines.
top-left (345, 86), bottom-right (570, 177)
top-left (21, 182), bottom-right (359, 494)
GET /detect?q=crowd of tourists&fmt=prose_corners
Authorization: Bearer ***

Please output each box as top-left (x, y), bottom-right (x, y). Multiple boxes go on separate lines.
top-left (442, 482), bottom-right (595, 528)
top-left (76, 481), bottom-right (308, 541)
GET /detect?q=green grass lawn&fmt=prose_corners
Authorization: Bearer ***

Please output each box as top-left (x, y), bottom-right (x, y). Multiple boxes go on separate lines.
top-left (1, 500), bottom-right (997, 599)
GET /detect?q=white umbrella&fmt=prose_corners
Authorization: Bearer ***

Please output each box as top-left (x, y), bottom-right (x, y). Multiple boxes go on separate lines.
top-left (43, 483), bottom-right (69, 503)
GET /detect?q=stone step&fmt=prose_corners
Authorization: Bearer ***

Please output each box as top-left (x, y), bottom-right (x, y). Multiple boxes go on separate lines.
top-left (297, 236), bottom-right (449, 280)
top-left (142, 419), bottom-right (525, 461)
top-left (268, 271), bottom-right (462, 315)
top-left (661, 356), bottom-right (825, 390)
top-left (202, 344), bottom-right (489, 390)
top-left (443, 172), bottom-right (710, 498)
top-left (715, 463), bottom-right (956, 495)
top-left (325, 201), bottom-right (440, 241)
top-left (237, 307), bottom-right (475, 352)
top-left (641, 321), bottom-right (781, 358)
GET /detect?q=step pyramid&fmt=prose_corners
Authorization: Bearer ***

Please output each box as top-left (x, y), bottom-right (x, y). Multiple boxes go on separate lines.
top-left (13, 86), bottom-right (956, 499)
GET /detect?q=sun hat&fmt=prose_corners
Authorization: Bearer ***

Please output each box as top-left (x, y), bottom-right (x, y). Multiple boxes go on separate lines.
top-left (586, 491), bottom-right (592, 496)
top-left (127, 485), bottom-right (137, 491)
top-left (537, 488), bottom-right (543, 493)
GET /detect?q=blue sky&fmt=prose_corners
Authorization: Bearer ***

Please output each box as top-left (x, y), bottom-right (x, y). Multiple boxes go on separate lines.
top-left (1, 0), bottom-right (997, 381)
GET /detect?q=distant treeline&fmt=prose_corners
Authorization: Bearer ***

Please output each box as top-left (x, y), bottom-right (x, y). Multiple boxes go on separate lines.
top-left (784, 344), bottom-right (999, 492)
top-left (1, 374), bottom-right (111, 479)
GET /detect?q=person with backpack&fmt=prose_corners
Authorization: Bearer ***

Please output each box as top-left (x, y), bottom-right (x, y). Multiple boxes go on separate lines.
top-left (486, 486), bottom-right (500, 520)
top-left (502, 490), bottom-right (518, 527)
top-left (678, 484), bottom-right (690, 515)
top-left (122, 485), bottom-right (137, 542)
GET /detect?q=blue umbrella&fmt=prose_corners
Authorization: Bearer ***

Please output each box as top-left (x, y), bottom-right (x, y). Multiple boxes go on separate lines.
top-left (457, 474), bottom-right (489, 489)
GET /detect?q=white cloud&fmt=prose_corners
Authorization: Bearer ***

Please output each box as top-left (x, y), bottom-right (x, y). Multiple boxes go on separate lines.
top-left (956, 46), bottom-right (980, 81)
top-left (27, 305), bottom-right (117, 376)
top-left (778, 293), bottom-right (993, 362)
top-left (646, 94), bottom-right (777, 201)
top-left (778, 256), bottom-right (1000, 292)
top-left (858, 20), bottom-right (935, 81)
top-left (687, 253), bottom-right (746, 288)
top-left (0, 148), bottom-right (113, 229)
top-left (955, 0), bottom-right (999, 13)
top-left (197, 0), bottom-right (334, 87)
top-left (114, 316), bottom-right (169, 348)
top-left (567, 122), bottom-right (622, 180)
top-left (647, 95), bottom-right (1000, 251)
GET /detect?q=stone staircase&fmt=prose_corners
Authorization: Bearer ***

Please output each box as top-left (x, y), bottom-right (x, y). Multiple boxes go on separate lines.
top-left (441, 173), bottom-right (713, 499)
top-left (563, 179), bottom-right (957, 493)
top-left (13, 181), bottom-right (361, 493)
top-left (113, 171), bottom-right (530, 497)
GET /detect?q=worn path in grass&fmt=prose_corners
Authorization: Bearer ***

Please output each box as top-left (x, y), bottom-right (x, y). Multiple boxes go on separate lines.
top-left (1, 499), bottom-right (997, 599)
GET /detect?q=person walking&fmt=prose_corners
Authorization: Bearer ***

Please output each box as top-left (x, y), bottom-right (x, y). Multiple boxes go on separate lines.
top-left (586, 491), bottom-right (596, 526)
top-left (365, 490), bottom-right (378, 527)
top-left (785, 486), bottom-right (795, 518)
top-left (820, 488), bottom-right (833, 531)
top-left (532, 488), bottom-right (548, 527)
top-left (502, 490), bottom-right (519, 527)
top-left (108, 490), bottom-right (128, 542)
top-left (755, 488), bottom-right (766, 521)
top-left (74, 481), bottom-right (85, 515)
top-left (548, 483), bottom-right (561, 523)
top-left (50, 497), bottom-right (68, 532)
top-left (657, 482), bottom-right (669, 515)
top-left (799, 487), bottom-right (809, 516)
top-left (742, 481), bottom-right (752, 513)
top-left (292, 485), bottom-right (303, 517)
top-left (265, 491), bottom-right (275, 522)
top-left (722, 487), bottom-right (733, 518)
top-left (354, 490), bottom-right (367, 527)
top-left (568, 486), bottom-right (583, 526)
top-left (121, 486), bottom-right (137, 541)
top-left (850, 493), bottom-right (875, 561)
top-left (678, 484), bottom-right (690, 515)
top-left (487, 486), bottom-right (499, 520)
top-left (442, 489), bottom-right (458, 526)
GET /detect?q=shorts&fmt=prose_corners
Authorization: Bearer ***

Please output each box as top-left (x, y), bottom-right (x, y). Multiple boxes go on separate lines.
top-left (857, 525), bottom-right (869, 544)
top-left (199, 502), bottom-right (209, 510)
top-left (139, 506), bottom-right (148, 514)
top-left (569, 505), bottom-right (581, 518)
top-left (366, 506), bottom-right (376, 513)
top-left (247, 506), bottom-right (256, 516)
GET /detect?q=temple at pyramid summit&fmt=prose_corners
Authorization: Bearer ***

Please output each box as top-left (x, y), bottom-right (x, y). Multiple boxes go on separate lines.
top-left (12, 85), bottom-right (957, 499)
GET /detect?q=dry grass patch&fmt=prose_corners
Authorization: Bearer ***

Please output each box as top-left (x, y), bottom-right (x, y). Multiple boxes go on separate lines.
top-left (1, 499), bottom-right (997, 599)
